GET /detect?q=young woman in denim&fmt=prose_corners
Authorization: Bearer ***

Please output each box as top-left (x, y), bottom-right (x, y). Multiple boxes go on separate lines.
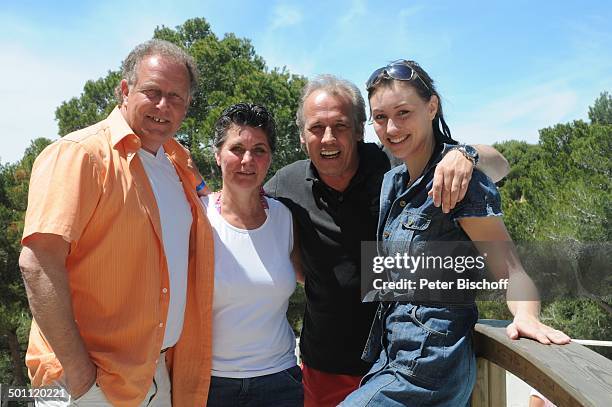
top-left (340, 61), bottom-right (570, 406)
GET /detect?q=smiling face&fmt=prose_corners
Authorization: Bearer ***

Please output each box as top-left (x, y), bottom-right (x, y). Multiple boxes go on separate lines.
top-left (215, 124), bottom-right (272, 192)
top-left (369, 81), bottom-right (438, 162)
top-left (120, 55), bottom-right (191, 153)
top-left (300, 90), bottom-right (361, 191)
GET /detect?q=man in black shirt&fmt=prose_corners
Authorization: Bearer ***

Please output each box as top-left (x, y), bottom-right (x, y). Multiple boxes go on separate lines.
top-left (265, 74), bottom-right (508, 406)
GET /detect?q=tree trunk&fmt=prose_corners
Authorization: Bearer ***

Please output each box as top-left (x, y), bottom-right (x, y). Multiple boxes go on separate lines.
top-left (7, 329), bottom-right (26, 386)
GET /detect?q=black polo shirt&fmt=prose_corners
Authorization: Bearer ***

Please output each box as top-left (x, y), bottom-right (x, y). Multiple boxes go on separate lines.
top-left (264, 142), bottom-right (390, 375)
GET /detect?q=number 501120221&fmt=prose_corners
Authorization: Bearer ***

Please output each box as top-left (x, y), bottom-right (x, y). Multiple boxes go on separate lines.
top-left (1, 385), bottom-right (67, 402)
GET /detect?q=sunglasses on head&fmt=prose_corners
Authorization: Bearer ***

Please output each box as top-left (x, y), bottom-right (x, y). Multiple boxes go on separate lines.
top-left (366, 60), bottom-right (431, 92)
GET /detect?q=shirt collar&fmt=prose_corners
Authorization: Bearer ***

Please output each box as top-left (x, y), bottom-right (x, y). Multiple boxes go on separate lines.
top-left (107, 106), bottom-right (190, 163)
top-left (390, 142), bottom-right (450, 190)
top-left (108, 107), bottom-right (141, 152)
top-left (422, 142), bottom-right (447, 174)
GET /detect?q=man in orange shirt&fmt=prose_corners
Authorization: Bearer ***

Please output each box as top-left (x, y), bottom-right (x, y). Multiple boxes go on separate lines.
top-left (19, 39), bottom-right (214, 406)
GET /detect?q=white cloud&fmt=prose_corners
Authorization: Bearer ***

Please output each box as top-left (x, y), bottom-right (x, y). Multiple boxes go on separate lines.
top-left (0, 41), bottom-right (108, 164)
top-left (365, 81), bottom-right (582, 148)
top-left (450, 83), bottom-right (579, 145)
top-left (270, 3), bottom-right (303, 30)
top-left (0, 3), bottom-right (199, 164)
top-left (399, 4), bottom-right (425, 19)
top-left (339, 0), bottom-right (367, 25)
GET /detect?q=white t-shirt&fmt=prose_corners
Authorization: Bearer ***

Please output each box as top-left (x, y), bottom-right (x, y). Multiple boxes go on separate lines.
top-left (202, 195), bottom-right (298, 378)
top-left (138, 147), bottom-right (192, 349)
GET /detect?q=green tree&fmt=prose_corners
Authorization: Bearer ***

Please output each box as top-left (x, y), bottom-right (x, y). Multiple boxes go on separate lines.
top-left (52, 18), bottom-right (309, 334)
top-left (55, 72), bottom-right (121, 136)
top-left (54, 17), bottom-right (308, 190)
top-left (0, 138), bottom-right (52, 385)
top-left (588, 91), bottom-right (612, 125)
top-left (535, 120), bottom-right (610, 241)
top-left (493, 94), bottom-right (611, 356)
top-left (494, 140), bottom-right (544, 240)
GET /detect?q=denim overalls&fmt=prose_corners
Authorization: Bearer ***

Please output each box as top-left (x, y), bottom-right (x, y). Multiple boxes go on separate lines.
top-left (341, 146), bottom-right (502, 407)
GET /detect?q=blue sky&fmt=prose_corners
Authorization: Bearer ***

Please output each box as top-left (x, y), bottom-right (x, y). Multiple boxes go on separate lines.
top-left (1, 0), bottom-right (611, 164)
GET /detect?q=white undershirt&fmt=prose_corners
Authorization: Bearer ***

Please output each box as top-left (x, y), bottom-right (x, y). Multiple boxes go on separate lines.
top-left (202, 195), bottom-right (297, 378)
top-left (138, 147), bottom-right (192, 349)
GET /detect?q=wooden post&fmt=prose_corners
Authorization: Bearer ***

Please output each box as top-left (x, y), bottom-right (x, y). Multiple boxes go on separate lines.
top-left (471, 358), bottom-right (507, 407)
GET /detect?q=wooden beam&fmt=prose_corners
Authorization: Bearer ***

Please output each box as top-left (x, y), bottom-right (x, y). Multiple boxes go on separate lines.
top-left (473, 320), bottom-right (612, 407)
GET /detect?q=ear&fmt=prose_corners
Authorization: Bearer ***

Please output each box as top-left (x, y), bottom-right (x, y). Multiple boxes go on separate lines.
top-left (355, 124), bottom-right (365, 142)
top-left (428, 95), bottom-right (439, 121)
top-left (120, 79), bottom-right (130, 104)
top-left (215, 151), bottom-right (221, 167)
top-left (299, 132), bottom-right (306, 145)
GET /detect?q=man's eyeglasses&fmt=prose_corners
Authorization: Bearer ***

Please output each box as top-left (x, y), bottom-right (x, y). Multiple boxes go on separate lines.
top-left (366, 60), bottom-right (431, 92)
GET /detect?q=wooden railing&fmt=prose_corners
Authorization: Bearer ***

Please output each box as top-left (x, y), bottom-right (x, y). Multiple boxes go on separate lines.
top-left (471, 320), bottom-right (612, 407)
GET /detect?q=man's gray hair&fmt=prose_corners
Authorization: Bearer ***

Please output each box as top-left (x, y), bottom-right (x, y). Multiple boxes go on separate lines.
top-left (295, 74), bottom-right (366, 139)
top-left (114, 39), bottom-right (199, 104)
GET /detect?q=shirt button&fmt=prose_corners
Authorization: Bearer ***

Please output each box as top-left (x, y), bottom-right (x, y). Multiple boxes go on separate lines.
top-left (407, 219), bottom-right (414, 227)
top-left (399, 200), bottom-right (407, 207)
top-left (383, 231), bottom-right (390, 238)
top-left (162, 288), bottom-right (168, 294)
top-left (159, 322), bottom-right (164, 328)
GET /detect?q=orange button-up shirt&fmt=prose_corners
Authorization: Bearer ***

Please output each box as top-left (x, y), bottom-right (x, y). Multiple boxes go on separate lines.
top-left (22, 107), bottom-right (214, 406)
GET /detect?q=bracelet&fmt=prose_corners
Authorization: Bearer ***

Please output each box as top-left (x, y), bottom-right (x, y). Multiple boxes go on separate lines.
top-left (196, 180), bottom-right (207, 192)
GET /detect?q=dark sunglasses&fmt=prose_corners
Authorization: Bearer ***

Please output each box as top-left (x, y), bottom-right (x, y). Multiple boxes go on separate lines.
top-left (366, 60), bottom-right (431, 92)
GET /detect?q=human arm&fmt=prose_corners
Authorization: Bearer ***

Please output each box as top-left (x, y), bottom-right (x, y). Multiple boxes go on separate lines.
top-left (472, 144), bottom-right (510, 183)
top-left (458, 217), bottom-right (571, 345)
top-left (19, 141), bottom-right (103, 397)
top-left (429, 144), bottom-right (510, 213)
top-left (19, 234), bottom-right (96, 398)
top-left (529, 395), bottom-right (546, 407)
top-left (290, 218), bottom-right (304, 284)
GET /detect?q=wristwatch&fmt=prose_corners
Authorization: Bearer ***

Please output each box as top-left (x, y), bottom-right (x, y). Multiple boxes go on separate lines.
top-left (452, 144), bottom-right (479, 166)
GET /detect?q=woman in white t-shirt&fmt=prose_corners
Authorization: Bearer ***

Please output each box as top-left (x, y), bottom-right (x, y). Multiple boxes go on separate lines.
top-left (201, 103), bottom-right (303, 407)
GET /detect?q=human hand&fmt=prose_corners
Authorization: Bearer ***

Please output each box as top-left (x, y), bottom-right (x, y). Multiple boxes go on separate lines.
top-left (428, 150), bottom-right (474, 213)
top-left (197, 184), bottom-right (212, 197)
top-left (507, 313), bottom-right (571, 345)
top-left (65, 359), bottom-right (97, 400)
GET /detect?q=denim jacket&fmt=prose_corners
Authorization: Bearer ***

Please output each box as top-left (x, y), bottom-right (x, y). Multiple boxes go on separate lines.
top-left (377, 144), bottom-right (502, 303)
top-left (362, 144), bottom-right (503, 363)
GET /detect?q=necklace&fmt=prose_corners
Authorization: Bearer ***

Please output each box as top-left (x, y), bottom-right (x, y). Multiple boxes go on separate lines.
top-left (214, 187), bottom-right (269, 214)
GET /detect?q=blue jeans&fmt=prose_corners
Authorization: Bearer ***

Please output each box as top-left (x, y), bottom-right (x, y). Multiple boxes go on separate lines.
top-left (207, 365), bottom-right (303, 407)
top-left (341, 303), bottom-right (478, 407)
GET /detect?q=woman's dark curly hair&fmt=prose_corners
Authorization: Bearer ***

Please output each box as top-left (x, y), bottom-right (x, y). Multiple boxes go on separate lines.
top-left (213, 103), bottom-right (277, 152)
